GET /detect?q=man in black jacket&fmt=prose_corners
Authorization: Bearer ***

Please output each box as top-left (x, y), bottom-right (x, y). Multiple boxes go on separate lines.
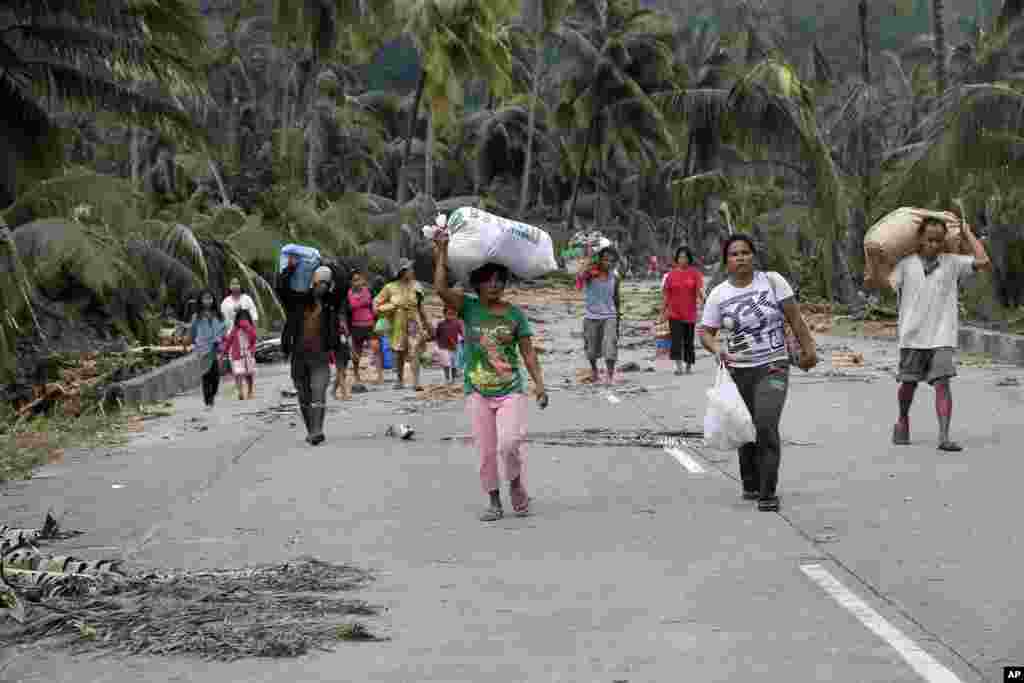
top-left (277, 262), bottom-right (343, 445)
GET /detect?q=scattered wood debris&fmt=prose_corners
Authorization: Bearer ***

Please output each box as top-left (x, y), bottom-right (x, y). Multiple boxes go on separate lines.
top-left (831, 351), bottom-right (865, 367)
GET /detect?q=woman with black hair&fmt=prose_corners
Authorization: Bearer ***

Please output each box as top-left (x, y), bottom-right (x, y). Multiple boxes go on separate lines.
top-left (660, 245), bottom-right (704, 375)
top-left (374, 259), bottom-right (431, 391)
top-left (698, 234), bottom-right (818, 511)
top-left (432, 234), bottom-right (548, 522)
top-left (189, 289), bottom-right (227, 409)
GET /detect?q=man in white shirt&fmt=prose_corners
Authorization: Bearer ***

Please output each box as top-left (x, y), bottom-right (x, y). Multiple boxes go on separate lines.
top-left (221, 278), bottom-right (259, 331)
top-left (866, 216), bottom-right (991, 451)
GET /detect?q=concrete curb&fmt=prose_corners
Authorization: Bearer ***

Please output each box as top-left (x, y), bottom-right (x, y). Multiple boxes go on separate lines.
top-left (959, 326), bottom-right (1024, 365)
top-left (113, 352), bottom-right (207, 405)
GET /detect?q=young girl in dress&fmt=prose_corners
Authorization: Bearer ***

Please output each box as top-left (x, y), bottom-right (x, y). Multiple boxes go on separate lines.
top-left (222, 308), bottom-right (257, 399)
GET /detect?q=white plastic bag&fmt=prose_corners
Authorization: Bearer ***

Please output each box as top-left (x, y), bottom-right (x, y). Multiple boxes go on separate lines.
top-left (703, 365), bottom-right (756, 450)
top-left (423, 207), bottom-right (558, 280)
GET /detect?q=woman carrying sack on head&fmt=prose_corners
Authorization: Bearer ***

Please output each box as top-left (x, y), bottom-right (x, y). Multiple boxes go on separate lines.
top-left (698, 234), bottom-right (818, 512)
top-left (432, 232), bottom-right (549, 522)
top-left (373, 258), bottom-right (431, 391)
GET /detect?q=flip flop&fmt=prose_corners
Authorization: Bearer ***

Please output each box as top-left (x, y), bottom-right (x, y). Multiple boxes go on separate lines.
top-left (510, 484), bottom-right (530, 516)
top-left (938, 441), bottom-right (963, 452)
top-left (478, 506), bottom-right (504, 522)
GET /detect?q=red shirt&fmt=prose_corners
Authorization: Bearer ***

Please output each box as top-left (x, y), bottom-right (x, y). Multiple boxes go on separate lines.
top-left (663, 266), bottom-right (703, 323)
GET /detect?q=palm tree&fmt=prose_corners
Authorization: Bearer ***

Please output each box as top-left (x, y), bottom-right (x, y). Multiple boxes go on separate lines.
top-left (556, 0), bottom-right (677, 234)
top-left (269, 1), bottom-right (400, 191)
top-left (0, 0), bottom-right (207, 207)
top-left (390, 0), bottom-right (518, 268)
top-left (518, 0), bottom-right (575, 218)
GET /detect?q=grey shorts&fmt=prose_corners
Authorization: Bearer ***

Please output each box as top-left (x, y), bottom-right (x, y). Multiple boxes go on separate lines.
top-left (584, 318), bottom-right (618, 361)
top-left (898, 347), bottom-right (956, 385)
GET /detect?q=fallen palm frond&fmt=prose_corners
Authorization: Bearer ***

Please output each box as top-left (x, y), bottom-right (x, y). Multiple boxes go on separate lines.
top-left (4, 557), bottom-right (384, 660)
top-left (0, 513), bottom-right (61, 555)
top-left (2, 549), bottom-right (124, 576)
top-left (1, 567), bottom-right (114, 599)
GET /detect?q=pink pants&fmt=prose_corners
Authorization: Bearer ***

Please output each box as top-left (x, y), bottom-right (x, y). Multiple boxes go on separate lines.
top-left (467, 392), bottom-right (528, 493)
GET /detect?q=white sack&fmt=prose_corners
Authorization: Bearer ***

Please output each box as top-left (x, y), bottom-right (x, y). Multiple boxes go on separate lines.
top-left (423, 207), bottom-right (558, 280)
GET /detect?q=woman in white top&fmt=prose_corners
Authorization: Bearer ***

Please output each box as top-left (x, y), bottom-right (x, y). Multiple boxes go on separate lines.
top-left (699, 234), bottom-right (818, 511)
top-left (221, 278), bottom-right (259, 331)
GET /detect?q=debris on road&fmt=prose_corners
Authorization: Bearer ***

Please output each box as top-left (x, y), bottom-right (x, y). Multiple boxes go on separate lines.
top-left (385, 424), bottom-right (415, 440)
top-left (2, 556), bottom-right (383, 659)
top-left (524, 428), bottom-right (701, 448)
top-left (831, 351), bottom-right (865, 367)
top-left (996, 376), bottom-right (1020, 387)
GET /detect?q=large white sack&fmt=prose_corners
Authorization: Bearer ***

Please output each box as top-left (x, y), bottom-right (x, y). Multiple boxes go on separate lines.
top-left (423, 207), bottom-right (558, 280)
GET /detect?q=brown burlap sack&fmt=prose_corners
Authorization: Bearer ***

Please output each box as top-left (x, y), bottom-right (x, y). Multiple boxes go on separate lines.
top-left (863, 207), bottom-right (970, 284)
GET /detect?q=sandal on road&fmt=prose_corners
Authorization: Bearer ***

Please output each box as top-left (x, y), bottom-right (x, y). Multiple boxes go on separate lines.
top-left (479, 506), bottom-right (504, 522)
top-left (938, 440), bottom-right (963, 452)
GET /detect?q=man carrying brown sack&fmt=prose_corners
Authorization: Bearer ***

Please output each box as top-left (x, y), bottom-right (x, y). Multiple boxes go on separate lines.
top-left (865, 215), bottom-right (991, 451)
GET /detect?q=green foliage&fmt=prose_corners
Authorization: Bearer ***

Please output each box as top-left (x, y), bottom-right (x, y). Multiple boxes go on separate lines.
top-left (13, 221), bottom-right (133, 300)
top-left (2, 170), bottom-right (147, 232)
top-left (1, 0), bottom-right (208, 194)
top-left (399, 0), bottom-right (520, 123)
top-left (881, 84), bottom-right (1024, 210)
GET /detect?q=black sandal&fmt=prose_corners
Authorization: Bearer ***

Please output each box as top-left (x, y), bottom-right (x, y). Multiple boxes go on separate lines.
top-left (938, 441), bottom-right (962, 452)
top-left (757, 497), bottom-right (780, 512)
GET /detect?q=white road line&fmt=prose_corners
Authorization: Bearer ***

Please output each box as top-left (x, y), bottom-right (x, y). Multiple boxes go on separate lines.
top-left (800, 564), bottom-right (963, 683)
top-left (663, 446), bottom-right (705, 473)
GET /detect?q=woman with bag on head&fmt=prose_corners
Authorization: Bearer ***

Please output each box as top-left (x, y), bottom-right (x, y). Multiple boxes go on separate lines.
top-left (432, 231), bottom-right (549, 522)
top-left (698, 235), bottom-right (818, 511)
top-left (189, 290), bottom-right (227, 409)
top-left (373, 259), bottom-right (431, 391)
top-left (660, 245), bottom-right (704, 375)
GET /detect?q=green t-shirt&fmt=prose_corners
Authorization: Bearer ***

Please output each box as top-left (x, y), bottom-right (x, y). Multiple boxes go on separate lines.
top-left (460, 294), bottom-right (533, 397)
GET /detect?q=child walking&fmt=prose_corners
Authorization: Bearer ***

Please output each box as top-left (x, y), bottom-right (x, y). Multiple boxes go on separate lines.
top-left (435, 305), bottom-right (465, 384)
top-left (222, 308), bottom-right (256, 400)
top-left (865, 215), bottom-right (991, 451)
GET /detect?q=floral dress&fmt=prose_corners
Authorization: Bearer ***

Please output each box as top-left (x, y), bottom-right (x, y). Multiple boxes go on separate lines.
top-left (373, 281), bottom-right (421, 353)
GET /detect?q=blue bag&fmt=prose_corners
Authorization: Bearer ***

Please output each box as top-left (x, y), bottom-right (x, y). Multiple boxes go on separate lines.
top-left (279, 244), bottom-right (321, 291)
top-left (380, 335), bottom-right (393, 369)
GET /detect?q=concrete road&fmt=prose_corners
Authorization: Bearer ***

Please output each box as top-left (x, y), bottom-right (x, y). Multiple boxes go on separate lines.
top-left (1, 285), bottom-right (1020, 682)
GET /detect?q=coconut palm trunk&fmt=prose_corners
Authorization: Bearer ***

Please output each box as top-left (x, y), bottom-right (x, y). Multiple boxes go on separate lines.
top-left (130, 126), bottom-right (143, 188)
top-left (518, 38), bottom-right (545, 218)
top-left (393, 68), bottom-right (427, 269)
top-left (846, 0), bottom-right (873, 279)
top-left (566, 111), bottom-right (600, 233)
top-left (425, 106), bottom-right (435, 200)
top-left (933, 0), bottom-right (947, 95)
